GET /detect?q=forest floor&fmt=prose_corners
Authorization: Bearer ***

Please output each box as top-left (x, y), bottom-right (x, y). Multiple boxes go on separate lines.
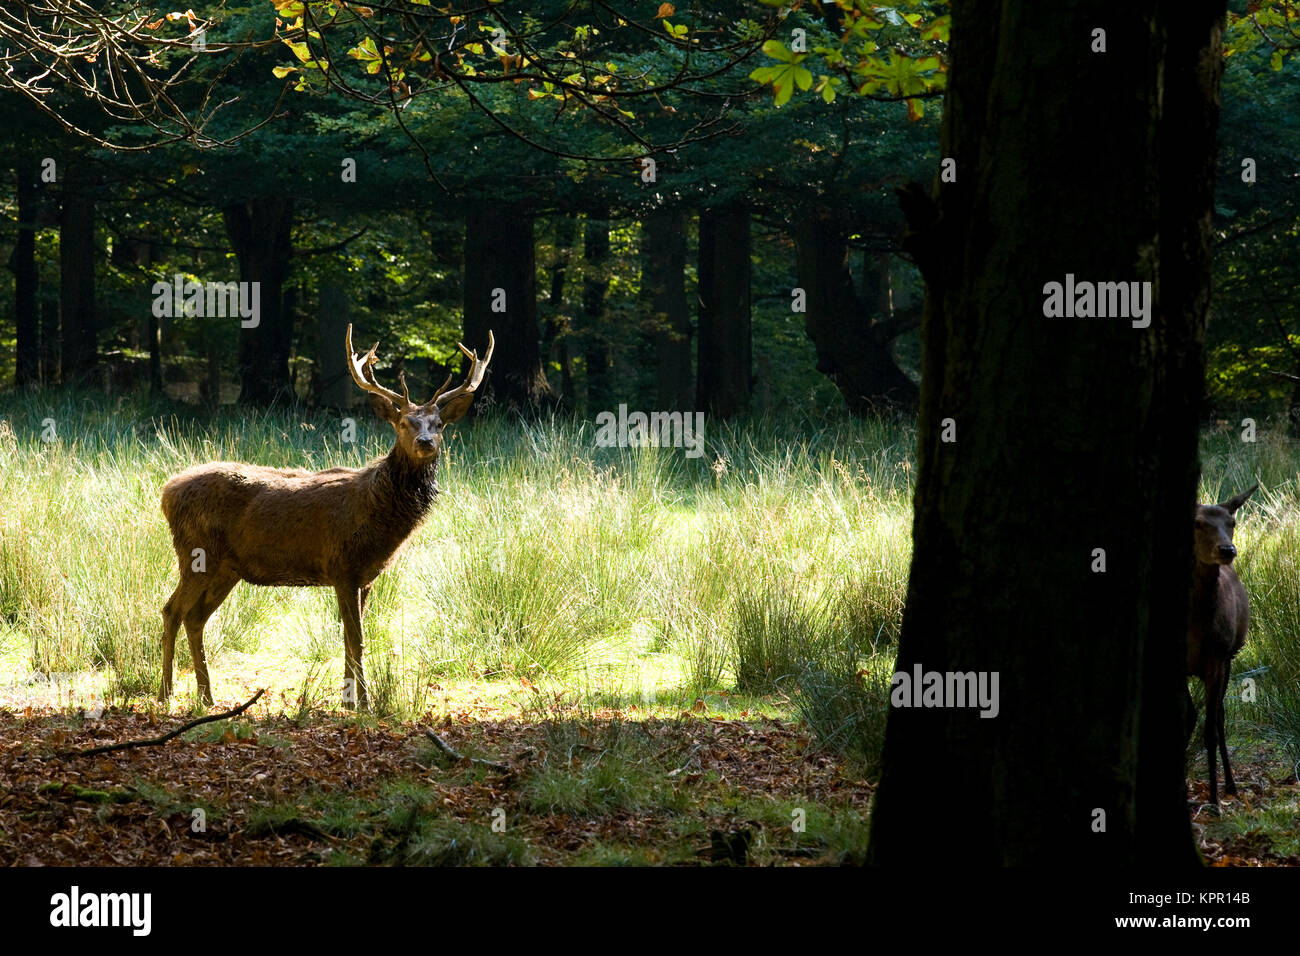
top-left (1, 677), bottom-right (1296, 866)
top-left (0, 681), bottom-right (875, 867)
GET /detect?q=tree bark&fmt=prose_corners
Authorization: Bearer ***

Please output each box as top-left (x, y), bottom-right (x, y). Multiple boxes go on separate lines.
top-left (795, 217), bottom-right (918, 413)
top-left (581, 207), bottom-right (613, 412)
top-left (866, 0), bottom-right (1224, 865)
top-left (40, 297), bottom-right (59, 386)
top-left (225, 198), bottom-right (294, 404)
top-left (59, 155), bottom-right (97, 384)
top-left (9, 160), bottom-right (39, 387)
top-left (642, 208), bottom-right (693, 411)
top-left (542, 215), bottom-right (576, 405)
top-left (463, 205), bottom-right (547, 410)
top-left (696, 207), bottom-right (752, 418)
top-left (317, 284), bottom-right (352, 409)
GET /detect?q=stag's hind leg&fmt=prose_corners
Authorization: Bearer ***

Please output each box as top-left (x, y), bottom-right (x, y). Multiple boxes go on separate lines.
top-left (183, 573), bottom-right (239, 706)
top-left (160, 572), bottom-right (208, 701)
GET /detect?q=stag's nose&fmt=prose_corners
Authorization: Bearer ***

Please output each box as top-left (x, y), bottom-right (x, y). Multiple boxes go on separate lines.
top-left (1218, 544), bottom-right (1237, 561)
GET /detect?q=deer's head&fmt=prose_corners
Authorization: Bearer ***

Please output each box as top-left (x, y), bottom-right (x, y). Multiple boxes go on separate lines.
top-left (346, 325), bottom-right (495, 465)
top-left (1193, 484), bottom-right (1257, 566)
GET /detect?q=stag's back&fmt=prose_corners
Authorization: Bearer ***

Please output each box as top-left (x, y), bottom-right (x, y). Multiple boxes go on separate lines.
top-left (163, 462), bottom-right (301, 541)
top-left (161, 460), bottom-right (398, 586)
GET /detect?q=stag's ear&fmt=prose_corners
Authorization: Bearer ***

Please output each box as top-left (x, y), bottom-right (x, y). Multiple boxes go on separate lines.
top-left (1220, 483), bottom-right (1258, 514)
top-left (437, 392), bottom-right (476, 425)
top-left (368, 392), bottom-right (402, 425)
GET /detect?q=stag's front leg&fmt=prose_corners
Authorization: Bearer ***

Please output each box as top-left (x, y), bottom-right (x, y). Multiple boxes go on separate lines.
top-left (336, 584), bottom-right (368, 710)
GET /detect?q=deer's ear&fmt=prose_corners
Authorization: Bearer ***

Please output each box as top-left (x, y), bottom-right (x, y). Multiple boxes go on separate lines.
top-left (1221, 483), bottom-right (1258, 514)
top-left (368, 392), bottom-right (402, 425)
top-left (437, 393), bottom-right (476, 425)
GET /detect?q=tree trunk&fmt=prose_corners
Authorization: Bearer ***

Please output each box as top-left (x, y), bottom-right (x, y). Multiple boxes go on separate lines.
top-left (225, 198), bottom-right (294, 404)
top-left (464, 205), bottom-right (547, 410)
top-left (9, 160), bottom-right (39, 387)
top-left (642, 208), bottom-right (693, 410)
top-left (200, 320), bottom-right (222, 406)
top-left (112, 235), bottom-right (162, 394)
top-left (795, 217), bottom-right (918, 413)
top-left (866, 0), bottom-right (1224, 865)
top-left (1286, 371), bottom-right (1300, 438)
top-left (40, 297), bottom-right (59, 386)
top-left (696, 207), bottom-right (751, 418)
top-left (581, 207), bottom-right (613, 413)
top-left (59, 156), bottom-right (97, 384)
top-left (542, 215), bottom-right (576, 405)
top-left (318, 284), bottom-right (352, 409)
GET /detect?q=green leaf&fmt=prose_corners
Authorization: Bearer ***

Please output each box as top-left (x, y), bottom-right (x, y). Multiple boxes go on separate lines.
top-left (924, 15), bottom-right (951, 43)
top-left (761, 39), bottom-right (795, 62)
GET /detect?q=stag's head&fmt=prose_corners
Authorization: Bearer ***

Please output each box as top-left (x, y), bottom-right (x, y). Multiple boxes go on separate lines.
top-left (346, 325), bottom-right (495, 465)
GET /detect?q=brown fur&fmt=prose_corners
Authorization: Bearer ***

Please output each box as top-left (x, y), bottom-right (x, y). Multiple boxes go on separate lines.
top-left (1186, 483), bottom-right (1256, 809)
top-left (158, 327), bottom-right (492, 709)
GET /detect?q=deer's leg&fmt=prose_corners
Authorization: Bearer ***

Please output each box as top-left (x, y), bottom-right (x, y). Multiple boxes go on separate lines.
top-left (336, 584), bottom-right (368, 711)
top-left (1203, 668), bottom-right (1225, 808)
top-left (183, 574), bottom-right (238, 707)
top-left (160, 573), bottom-right (206, 702)
top-left (1219, 662), bottom-right (1236, 797)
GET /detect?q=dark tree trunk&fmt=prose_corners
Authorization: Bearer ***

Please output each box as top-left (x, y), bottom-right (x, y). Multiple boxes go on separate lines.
top-left (40, 297), bottom-right (59, 386)
top-left (795, 217), bottom-right (918, 413)
top-left (642, 208), bottom-right (692, 410)
top-left (542, 215), bottom-right (576, 405)
top-left (200, 320), bottom-right (222, 406)
top-left (318, 284), bottom-right (352, 409)
top-left (696, 207), bottom-right (751, 418)
top-left (10, 161), bottom-right (39, 387)
top-left (581, 207), bottom-right (613, 412)
top-left (463, 205), bottom-right (547, 410)
top-left (866, 0), bottom-right (1224, 865)
top-left (147, 308), bottom-right (164, 396)
top-left (59, 156), bottom-right (97, 384)
top-left (225, 198), bottom-right (294, 404)
top-left (112, 236), bottom-right (162, 394)
top-left (1287, 372), bottom-right (1300, 438)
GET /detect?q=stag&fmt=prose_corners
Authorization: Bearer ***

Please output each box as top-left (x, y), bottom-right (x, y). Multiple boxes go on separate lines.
top-left (158, 325), bottom-right (494, 709)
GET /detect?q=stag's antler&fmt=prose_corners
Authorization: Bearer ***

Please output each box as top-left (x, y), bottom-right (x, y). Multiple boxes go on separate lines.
top-left (432, 331), bottom-right (496, 409)
top-left (346, 324), bottom-right (411, 408)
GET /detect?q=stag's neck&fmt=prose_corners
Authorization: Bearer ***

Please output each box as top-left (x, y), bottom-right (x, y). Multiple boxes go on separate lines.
top-left (374, 447), bottom-right (440, 532)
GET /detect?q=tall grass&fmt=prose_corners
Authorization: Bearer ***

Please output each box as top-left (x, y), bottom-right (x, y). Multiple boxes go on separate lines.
top-left (0, 390), bottom-right (913, 737)
top-left (4, 391), bottom-right (1298, 783)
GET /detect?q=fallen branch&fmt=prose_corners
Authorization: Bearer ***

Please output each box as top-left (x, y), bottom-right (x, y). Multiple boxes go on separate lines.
top-left (423, 729), bottom-right (509, 773)
top-left (55, 689), bottom-right (266, 760)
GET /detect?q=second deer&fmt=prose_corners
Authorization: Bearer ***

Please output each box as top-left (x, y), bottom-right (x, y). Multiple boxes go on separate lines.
top-left (1187, 483), bottom-right (1256, 810)
top-left (158, 325), bottom-right (493, 710)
